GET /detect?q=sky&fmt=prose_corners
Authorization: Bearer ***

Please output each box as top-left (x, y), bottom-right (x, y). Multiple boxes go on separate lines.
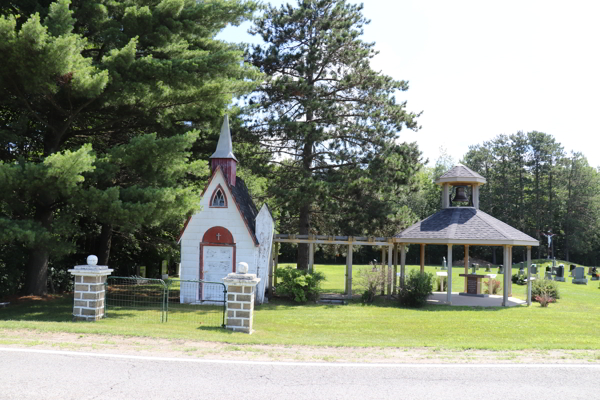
top-left (217, 0), bottom-right (600, 167)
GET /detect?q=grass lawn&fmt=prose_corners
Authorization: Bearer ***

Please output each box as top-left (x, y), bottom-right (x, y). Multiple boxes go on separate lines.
top-left (1, 262), bottom-right (599, 350)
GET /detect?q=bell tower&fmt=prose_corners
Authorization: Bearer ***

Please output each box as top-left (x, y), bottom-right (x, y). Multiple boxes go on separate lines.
top-left (435, 165), bottom-right (487, 209)
top-left (210, 115), bottom-right (238, 186)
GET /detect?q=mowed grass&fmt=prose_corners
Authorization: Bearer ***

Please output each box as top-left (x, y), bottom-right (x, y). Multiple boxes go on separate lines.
top-left (0, 263), bottom-right (599, 350)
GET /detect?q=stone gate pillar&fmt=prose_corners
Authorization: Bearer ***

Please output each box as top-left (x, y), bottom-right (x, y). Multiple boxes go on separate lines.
top-left (68, 255), bottom-right (113, 321)
top-left (223, 262), bottom-right (261, 334)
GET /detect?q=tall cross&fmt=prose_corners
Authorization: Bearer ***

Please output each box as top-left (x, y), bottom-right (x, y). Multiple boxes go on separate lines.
top-left (216, 233), bottom-right (221, 241)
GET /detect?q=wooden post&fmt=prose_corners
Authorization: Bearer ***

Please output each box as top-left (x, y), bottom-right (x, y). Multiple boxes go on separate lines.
top-left (274, 242), bottom-right (279, 287)
top-left (502, 245), bottom-right (509, 307)
top-left (464, 244), bottom-right (469, 292)
top-left (393, 243), bottom-right (398, 295)
top-left (346, 244), bottom-right (353, 300)
top-left (447, 244), bottom-right (453, 305)
top-left (400, 244), bottom-right (406, 288)
top-left (420, 244), bottom-right (425, 274)
top-left (387, 245), bottom-right (393, 299)
top-left (526, 246), bottom-right (532, 306)
top-left (380, 248), bottom-right (385, 295)
top-left (268, 245), bottom-right (274, 296)
top-left (308, 242), bottom-right (314, 274)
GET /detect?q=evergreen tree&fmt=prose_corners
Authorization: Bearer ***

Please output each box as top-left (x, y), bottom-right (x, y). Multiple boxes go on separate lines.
top-left (0, 0), bottom-right (259, 294)
top-left (246, 0), bottom-right (420, 269)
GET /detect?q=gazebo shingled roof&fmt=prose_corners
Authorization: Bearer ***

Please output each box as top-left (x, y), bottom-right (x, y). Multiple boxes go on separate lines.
top-left (435, 164), bottom-right (487, 185)
top-left (395, 207), bottom-right (538, 246)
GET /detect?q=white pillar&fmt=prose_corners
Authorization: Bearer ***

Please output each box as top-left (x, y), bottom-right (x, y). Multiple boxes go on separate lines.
top-left (503, 245), bottom-right (509, 307)
top-left (393, 244), bottom-right (398, 294)
top-left (447, 244), bottom-right (453, 304)
top-left (526, 246), bottom-right (532, 306)
top-left (442, 184), bottom-right (450, 208)
top-left (473, 184), bottom-right (480, 209)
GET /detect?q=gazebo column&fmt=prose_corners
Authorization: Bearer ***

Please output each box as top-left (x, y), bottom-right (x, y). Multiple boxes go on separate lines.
top-left (420, 244), bottom-right (425, 274)
top-left (400, 244), bottom-right (406, 288)
top-left (387, 244), bottom-right (393, 299)
top-left (392, 243), bottom-right (398, 295)
top-left (502, 245), bottom-right (509, 306)
top-left (447, 244), bottom-right (453, 304)
top-left (308, 241), bottom-right (314, 273)
top-left (508, 245), bottom-right (513, 296)
top-left (464, 245), bottom-right (469, 291)
top-left (526, 246), bottom-right (532, 306)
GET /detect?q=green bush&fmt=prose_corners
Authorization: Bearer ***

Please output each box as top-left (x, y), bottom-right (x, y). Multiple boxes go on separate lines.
top-left (397, 269), bottom-right (433, 308)
top-left (274, 267), bottom-right (325, 303)
top-left (356, 268), bottom-right (385, 304)
top-left (532, 278), bottom-right (560, 300)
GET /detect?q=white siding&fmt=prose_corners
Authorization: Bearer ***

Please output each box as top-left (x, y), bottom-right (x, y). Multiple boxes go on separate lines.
top-left (179, 169), bottom-right (258, 301)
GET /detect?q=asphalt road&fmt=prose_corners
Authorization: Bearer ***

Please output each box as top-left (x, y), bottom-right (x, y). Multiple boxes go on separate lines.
top-left (1, 348), bottom-right (599, 400)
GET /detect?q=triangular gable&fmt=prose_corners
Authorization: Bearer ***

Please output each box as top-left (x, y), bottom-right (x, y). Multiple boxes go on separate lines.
top-left (178, 166), bottom-right (259, 245)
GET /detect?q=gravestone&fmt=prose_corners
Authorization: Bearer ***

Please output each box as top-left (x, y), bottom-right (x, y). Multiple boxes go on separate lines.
top-left (497, 265), bottom-right (504, 274)
top-left (470, 263), bottom-right (478, 274)
top-left (554, 265), bottom-right (565, 282)
top-left (590, 267), bottom-right (599, 281)
top-left (572, 267), bottom-right (588, 285)
top-left (518, 266), bottom-right (525, 276)
top-left (569, 265), bottom-right (576, 277)
top-left (485, 264), bottom-right (491, 272)
top-left (441, 257), bottom-right (447, 271)
top-left (530, 264), bottom-right (538, 276)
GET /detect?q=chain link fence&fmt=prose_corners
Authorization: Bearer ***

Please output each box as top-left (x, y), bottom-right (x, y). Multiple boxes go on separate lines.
top-left (105, 277), bottom-right (226, 327)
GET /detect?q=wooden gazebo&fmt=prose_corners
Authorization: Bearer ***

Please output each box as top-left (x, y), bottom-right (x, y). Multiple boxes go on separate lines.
top-left (394, 165), bottom-right (539, 306)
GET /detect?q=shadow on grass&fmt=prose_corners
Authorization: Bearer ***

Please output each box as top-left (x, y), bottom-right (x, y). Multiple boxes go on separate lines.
top-left (261, 296), bottom-right (518, 312)
top-left (0, 295), bottom-right (73, 322)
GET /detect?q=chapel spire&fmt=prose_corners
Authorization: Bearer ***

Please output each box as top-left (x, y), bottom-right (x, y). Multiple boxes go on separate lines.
top-left (210, 115), bottom-right (238, 186)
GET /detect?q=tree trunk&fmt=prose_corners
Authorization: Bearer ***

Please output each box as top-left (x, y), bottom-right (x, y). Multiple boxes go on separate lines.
top-left (23, 204), bottom-right (54, 295)
top-left (97, 224), bottom-right (113, 266)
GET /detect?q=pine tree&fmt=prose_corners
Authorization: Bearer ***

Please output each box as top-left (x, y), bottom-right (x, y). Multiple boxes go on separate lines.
top-left (246, 0), bottom-right (420, 269)
top-left (0, 0), bottom-right (259, 294)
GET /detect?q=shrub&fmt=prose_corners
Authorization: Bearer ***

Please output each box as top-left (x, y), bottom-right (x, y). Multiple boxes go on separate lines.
top-left (512, 273), bottom-right (526, 285)
top-left (274, 267), bottom-right (325, 303)
top-left (484, 278), bottom-right (502, 294)
top-left (532, 278), bottom-right (560, 300)
top-left (397, 270), bottom-right (433, 308)
top-left (535, 293), bottom-right (556, 307)
top-left (356, 268), bottom-right (385, 304)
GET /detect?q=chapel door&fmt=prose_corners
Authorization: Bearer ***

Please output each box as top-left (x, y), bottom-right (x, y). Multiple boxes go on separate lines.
top-left (200, 227), bottom-right (235, 301)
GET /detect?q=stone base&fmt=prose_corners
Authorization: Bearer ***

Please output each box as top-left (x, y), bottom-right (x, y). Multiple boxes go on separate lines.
top-left (572, 278), bottom-right (588, 284)
top-left (73, 314), bottom-right (104, 322)
top-left (591, 277), bottom-right (599, 281)
top-left (459, 292), bottom-right (488, 298)
top-left (554, 277), bottom-right (565, 282)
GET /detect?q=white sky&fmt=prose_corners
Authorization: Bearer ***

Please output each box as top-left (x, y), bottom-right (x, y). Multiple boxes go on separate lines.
top-left (217, 0), bottom-right (600, 167)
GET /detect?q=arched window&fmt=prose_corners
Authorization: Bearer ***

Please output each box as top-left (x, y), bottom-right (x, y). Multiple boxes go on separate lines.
top-left (210, 185), bottom-right (227, 208)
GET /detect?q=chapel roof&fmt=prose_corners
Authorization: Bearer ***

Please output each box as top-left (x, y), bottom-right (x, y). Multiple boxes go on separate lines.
top-left (230, 176), bottom-right (259, 243)
top-left (395, 207), bottom-right (538, 246)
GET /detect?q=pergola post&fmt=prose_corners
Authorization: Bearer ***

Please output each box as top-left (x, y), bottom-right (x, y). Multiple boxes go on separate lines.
top-left (419, 244), bottom-right (425, 274)
top-left (502, 245), bottom-right (509, 306)
top-left (526, 246), bottom-right (532, 306)
top-left (400, 244), bottom-right (406, 288)
top-left (308, 241), bottom-right (314, 274)
top-left (274, 242), bottom-right (279, 287)
top-left (380, 248), bottom-right (385, 295)
top-left (346, 244), bottom-right (353, 300)
top-left (393, 243), bottom-right (398, 295)
top-left (387, 245), bottom-right (393, 298)
top-left (464, 244), bottom-right (469, 291)
top-left (446, 244), bottom-right (453, 304)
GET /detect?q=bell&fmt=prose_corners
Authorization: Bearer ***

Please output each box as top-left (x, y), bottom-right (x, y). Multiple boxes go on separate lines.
top-left (452, 186), bottom-right (469, 203)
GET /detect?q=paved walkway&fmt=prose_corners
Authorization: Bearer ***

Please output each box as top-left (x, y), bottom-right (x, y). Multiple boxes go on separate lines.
top-left (427, 292), bottom-right (526, 307)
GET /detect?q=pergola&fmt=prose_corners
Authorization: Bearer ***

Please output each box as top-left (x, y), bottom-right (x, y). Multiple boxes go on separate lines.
top-left (394, 165), bottom-right (539, 306)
